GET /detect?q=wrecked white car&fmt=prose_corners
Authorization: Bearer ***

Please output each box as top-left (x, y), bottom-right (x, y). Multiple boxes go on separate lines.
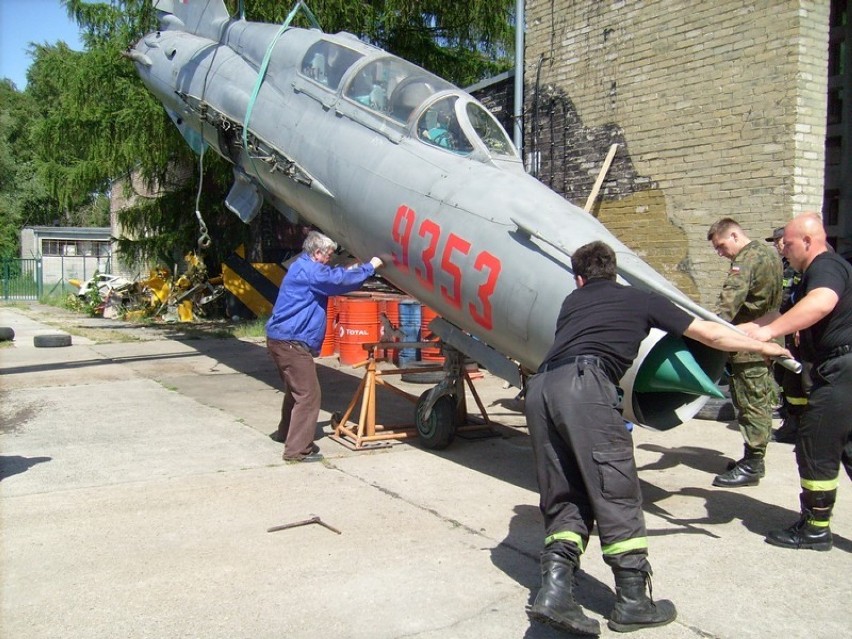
top-left (75, 274), bottom-right (132, 299)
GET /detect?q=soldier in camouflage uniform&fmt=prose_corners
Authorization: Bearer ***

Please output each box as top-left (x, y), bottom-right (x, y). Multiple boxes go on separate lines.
top-left (707, 218), bottom-right (782, 487)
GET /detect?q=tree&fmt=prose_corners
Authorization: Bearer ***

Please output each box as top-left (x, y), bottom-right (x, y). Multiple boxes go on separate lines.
top-left (240, 0), bottom-right (515, 86)
top-left (0, 80), bottom-right (66, 257)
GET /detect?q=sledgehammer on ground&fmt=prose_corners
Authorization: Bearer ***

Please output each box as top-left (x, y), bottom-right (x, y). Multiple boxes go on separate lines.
top-left (267, 515), bottom-right (342, 535)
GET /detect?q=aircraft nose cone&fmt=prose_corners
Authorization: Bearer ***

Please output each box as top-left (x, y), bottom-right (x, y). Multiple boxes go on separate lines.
top-left (634, 334), bottom-right (725, 399)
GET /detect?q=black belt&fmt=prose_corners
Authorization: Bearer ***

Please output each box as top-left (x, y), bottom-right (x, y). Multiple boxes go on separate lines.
top-left (538, 355), bottom-right (602, 374)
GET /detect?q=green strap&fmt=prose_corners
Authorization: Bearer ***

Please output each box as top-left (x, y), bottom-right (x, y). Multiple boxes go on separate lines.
top-left (601, 537), bottom-right (648, 556)
top-left (242, 2), bottom-right (322, 176)
top-left (544, 531), bottom-right (585, 554)
top-left (801, 476), bottom-right (840, 491)
top-left (291, 1), bottom-right (321, 30)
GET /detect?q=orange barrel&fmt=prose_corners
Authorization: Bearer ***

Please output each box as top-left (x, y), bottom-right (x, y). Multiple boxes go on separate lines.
top-left (378, 295), bottom-right (402, 362)
top-left (420, 305), bottom-right (444, 362)
top-left (320, 296), bottom-right (337, 357)
top-left (337, 296), bottom-right (381, 366)
top-left (398, 299), bottom-right (421, 366)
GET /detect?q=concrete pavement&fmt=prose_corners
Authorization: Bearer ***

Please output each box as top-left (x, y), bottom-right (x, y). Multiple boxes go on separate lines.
top-left (1, 303), bottom-right (850, 639)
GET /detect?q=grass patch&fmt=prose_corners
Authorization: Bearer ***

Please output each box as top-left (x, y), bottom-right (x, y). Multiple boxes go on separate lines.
top-left (40, 290), bottom-right (86, 312)
top-left (0, 301), bottom-right (29, 310)
top-left (232, 317), bottom-right (268, 339)
top-left (3, 297), bottom-right (267, 342)
top-left (62, 326), bottom-right (143, 344)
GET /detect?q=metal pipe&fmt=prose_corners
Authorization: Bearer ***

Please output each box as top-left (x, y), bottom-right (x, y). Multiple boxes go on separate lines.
top-left (513, 0), bottom-right (524, 155)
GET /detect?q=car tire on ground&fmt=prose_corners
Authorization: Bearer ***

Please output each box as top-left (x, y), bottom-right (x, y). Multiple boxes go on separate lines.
top-left (33, 333), bottom-right (72, 348)
top-left (0, 326), bottom-right (14, 341)
top-left (400, 361), bottom-right (447, 384)
top-left (694, 397), bottom-right (735, 421)
top-left (694, 381), bottom-right (735, 421)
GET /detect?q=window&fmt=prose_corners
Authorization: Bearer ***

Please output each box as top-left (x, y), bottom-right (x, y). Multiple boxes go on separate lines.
top-left (830, 0), bottom-right (847, 28)
top-left (300, 41), bottom-right (362, 91)
top-left (40, 239), bottom-right (111, 257)
top-left (465, 103), bottom-right (515, 157)
top-left (828, 38), bottom-right (845, 76)
top-left (416, 96), bottom-right (474, 154)
top-left (826, 136), bottom-right (842, 165)
top-left (344, 57), bottom-right (453, 123)
top-left (827, 87), bottom-right (843, 125)
top-left (825, 190), bottom-right (840, 226)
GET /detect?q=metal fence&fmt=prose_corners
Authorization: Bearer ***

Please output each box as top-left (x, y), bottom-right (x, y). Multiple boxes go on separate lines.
top-left (1, 256), bottom-right (113, 301)
top-left (1, 258), bottom-right (41, 300)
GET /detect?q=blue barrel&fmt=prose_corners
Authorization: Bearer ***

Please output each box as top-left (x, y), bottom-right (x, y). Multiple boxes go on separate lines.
top-left (398, 300), bottom-right (421, 366)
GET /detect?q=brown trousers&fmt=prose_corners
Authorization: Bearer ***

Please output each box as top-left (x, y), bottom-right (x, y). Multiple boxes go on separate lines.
top-left (266, 338), bottom-right (321, 459)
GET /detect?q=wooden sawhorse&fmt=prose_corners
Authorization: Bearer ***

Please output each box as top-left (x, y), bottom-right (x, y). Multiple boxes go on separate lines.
top-left (330, 341), bottom-right (495, 450)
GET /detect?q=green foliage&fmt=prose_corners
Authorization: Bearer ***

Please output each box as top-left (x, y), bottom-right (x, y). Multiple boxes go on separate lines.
top-left (112, 161), bottom-right (251, 268)
top-left (20, 1), bottom-right (207, 265)
top-left (232, 0), bottom-right (515, 86)
top-left (0, 80), bottom-right (62, 256)
top-left (76, 281), bottom-right (106, 317)
top-left (27, 38), bottom-right (178, 211)
top-left (231, 316), bottom-right (270, 338)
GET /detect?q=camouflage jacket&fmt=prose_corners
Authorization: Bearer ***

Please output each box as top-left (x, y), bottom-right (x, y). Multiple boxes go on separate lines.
top-left (715, 240), bottom-right (782, 363)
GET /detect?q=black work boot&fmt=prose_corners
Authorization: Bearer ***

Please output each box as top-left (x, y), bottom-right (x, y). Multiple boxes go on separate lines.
top-left (766, 490), bottom-right (834, 551)
top-left (607, 569), bottom-right (676, 633)
top-left (714, 445), bottom-right (765, 487)
top-left (528, 542), bottom-right (600, 636)
top-left (765, 514), bottom-right (832, 551)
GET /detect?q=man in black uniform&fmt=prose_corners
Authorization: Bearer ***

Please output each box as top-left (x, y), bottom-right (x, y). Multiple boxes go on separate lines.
top-left (742, 213), bottom-right (852, 551)
top-left (525, 241), bottom-right (790, 635)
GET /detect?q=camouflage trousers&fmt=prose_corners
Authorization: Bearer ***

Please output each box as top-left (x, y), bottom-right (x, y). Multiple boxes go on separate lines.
top-left (729, 360), bottom-right (777, 450)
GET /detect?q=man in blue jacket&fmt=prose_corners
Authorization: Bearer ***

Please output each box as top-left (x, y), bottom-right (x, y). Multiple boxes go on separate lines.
top-left (266, 231), bottom-right (383, 462)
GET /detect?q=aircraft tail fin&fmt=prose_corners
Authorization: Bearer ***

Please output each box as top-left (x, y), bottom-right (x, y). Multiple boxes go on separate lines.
top-left (153, 0), bottom-right (231, 40)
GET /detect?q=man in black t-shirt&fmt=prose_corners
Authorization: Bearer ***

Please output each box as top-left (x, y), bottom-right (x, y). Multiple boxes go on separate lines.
top-left (525, 241), bottom-right (789, 635)
top-left (742, 213), bottom-right (852, 552)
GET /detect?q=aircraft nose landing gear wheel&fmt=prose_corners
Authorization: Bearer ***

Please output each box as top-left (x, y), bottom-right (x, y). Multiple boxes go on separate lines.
top-left (415, 390), bottom-right (456, 450)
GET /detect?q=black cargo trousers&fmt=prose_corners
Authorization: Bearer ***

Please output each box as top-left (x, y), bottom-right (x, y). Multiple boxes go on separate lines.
top-left (525, 359), bottom-right (652, 572)
top-left (798, 352), bottom-right (852, 490)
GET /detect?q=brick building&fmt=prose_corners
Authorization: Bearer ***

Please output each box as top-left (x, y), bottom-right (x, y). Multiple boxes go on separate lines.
top-left (510, 0), bottom-right (843, 306)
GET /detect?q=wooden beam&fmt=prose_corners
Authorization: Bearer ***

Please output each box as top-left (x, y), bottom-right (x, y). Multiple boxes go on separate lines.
top-left (584, 143), bottom-right (619, 214)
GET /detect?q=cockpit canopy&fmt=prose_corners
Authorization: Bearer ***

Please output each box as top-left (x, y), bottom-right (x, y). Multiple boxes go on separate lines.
top-left (343, 57), bottom-right (455, 124)
top-left (300, 39), bottom-right (517, 160)
top-left (416, 96), bottom-right (514, 157)
top-left (301, 40), bottom-right (363, 90)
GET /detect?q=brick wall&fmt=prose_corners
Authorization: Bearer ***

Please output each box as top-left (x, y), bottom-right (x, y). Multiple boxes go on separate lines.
top-left (524, 0), bottom-right (830, 306)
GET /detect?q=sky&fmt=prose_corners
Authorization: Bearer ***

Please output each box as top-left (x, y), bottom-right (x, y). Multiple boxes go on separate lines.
top-left (0, 0), bottom-right (84, 90)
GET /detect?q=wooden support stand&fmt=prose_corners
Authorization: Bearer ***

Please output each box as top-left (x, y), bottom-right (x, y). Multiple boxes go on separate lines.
top-left (330, 341), bottom-right (496, 450)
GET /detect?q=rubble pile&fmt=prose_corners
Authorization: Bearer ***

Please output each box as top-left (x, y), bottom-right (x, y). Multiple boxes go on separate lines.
top-left (69, 253), bottom-right (225, 323)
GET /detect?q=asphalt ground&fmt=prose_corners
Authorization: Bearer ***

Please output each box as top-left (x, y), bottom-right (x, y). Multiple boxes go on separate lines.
top-left (1, 303), bottom-right (850, 639)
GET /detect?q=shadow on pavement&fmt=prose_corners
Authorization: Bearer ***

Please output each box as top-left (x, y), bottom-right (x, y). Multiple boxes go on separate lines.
top-left (492, 505), bottom-right (615, 638)
top-left (0, 455), bottom-right (52, 481)
top-left (636, 443), bottom-right (736, 475)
